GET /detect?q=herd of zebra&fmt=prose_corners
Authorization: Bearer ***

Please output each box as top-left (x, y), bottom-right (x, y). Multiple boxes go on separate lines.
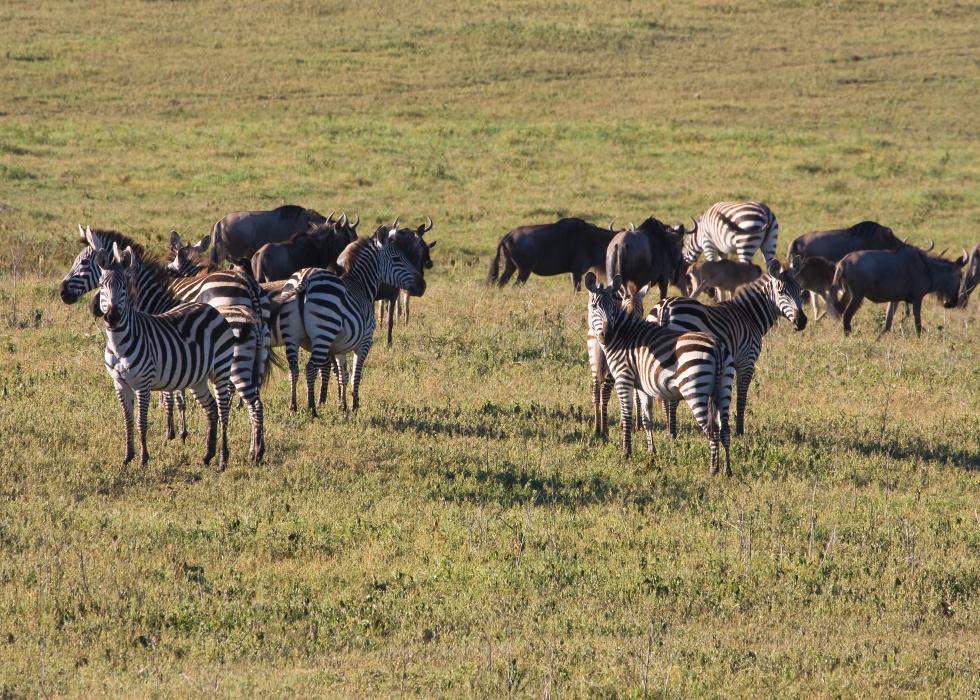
top-left (57, 201), bottom-right (978, 473)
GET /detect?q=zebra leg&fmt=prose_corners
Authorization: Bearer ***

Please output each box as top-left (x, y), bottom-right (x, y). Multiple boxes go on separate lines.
top-left (304, 343), bottom-right (332, 417)
top-left (639, 393), bottom-right (656, 454)
top-left (600, 376), bottom-right (613, 437)
top-left (135, 388), bottom-right (151, 467)
top-left (114, 381), bottom-right (136, 465)
top-left (662, 400), bottom-right (678, 439)
top-left (215, 378), bottom-right (232, 469)
top-left (734, 363), bottom-right (755, 437)
top-left (350, 342), bottom-right (373, 412)
top-left (162, 391), bottom-right (176, 440)
top-left (286, 341), bottom-right (300, 412)
top-left (333, 355), bottom-right (349, 412)
top-left (386, 296), bottom-right (395, 348)
top-left (189, 382), bottom-right (218, 466)
top-left (175, 390), bottom-right (188, 442)
top-left (591, 374), bottom-right (603, 436)
top-left (614, 378), bottom-right (635, 457)
top-left (318, 361), bottom-right (331, 406)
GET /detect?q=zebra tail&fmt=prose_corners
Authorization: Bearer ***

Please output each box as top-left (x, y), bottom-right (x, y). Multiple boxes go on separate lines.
top-left (486, 240), bottom-right (504, 285)
top-left (239, 268), bottom-right (271, 387)
top-left (708, 341), bottom-right (728, 435)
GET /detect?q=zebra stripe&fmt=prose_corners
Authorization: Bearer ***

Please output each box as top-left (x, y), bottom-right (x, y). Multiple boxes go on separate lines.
top-left (648, 262), bottom-right (807, 436)
top-left (96, 246), bottom-right (237, 468)
top-left (586, 273), bottom-right (736, 475)
top-left (60, 228), bottom-right (268, 461)
top-left (683, 201), bottom-right (779, 265)
top-left (269, 235), bottom-right (424, 415)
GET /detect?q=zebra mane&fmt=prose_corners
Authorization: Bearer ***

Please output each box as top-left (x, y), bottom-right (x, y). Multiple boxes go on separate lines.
top-left (338, 237), bottom-right (377, 278)
top-left (90, 230), bottom-right (174, 293)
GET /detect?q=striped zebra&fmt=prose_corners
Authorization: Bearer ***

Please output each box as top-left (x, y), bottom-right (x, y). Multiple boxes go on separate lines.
top-left (59, 226), bottom-right (269, 461)
top-left (95, 244), bottom-right (239, 468)
top-left (585, 272), bottom-right (736, 475)
top-left (648, 260), bottom-right (807, 437)
top-left (167, 230), bottom-right (213, 277)
top-left (587, 284), bottom-right (648, 438)
top-left (683, 201), bottom-right (779, 266)
top-left (270, 229), bottom-right (425, 416)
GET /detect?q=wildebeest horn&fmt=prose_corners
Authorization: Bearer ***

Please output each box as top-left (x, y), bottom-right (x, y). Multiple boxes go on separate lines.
top-left (938, 248), bottom-right (948, 257)
top-left (608, 219), bottom-right (616, 231)
top-left (350, 213), bottom-right (359, 229)
top-left (628, 222), bottom-right (635, 231)
top-left (391, 216), bottom-right (400, 229)
top-left (923, 239), bottom-right (934, 252)
top-left (326, 210), bottom-right (335, 222)
top-left (421, 215), bottom-right (433, 234)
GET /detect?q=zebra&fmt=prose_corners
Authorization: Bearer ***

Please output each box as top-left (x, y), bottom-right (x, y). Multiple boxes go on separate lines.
top-left (682, 201), bottom-right (779, 266)
top-left (270, 228), bottom-right (425, 416)
top-left (59, 226), bottom-right (269, 461)
top-left (647, 259), bottom-right (807, 438)
top-left (585, 272), bottom-right (736, 475)
top-left (94, 243), bottom-right (240, 468)
top-left (587, 284), bottom-right (649, 438)
top-left (167, 230), bottom-right (213, 276)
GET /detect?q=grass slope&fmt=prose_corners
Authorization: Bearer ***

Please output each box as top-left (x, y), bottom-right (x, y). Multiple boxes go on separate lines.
top-left (0, 0), bottom-right (978, 696)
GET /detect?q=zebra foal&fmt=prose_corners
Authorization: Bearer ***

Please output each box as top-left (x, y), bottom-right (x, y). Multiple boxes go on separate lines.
top-left (648, 259), bottom-right (807, 437)
top-left (585, 272), bottom-right (736, 476)
top-left (95, 244), bottom-right (239, 468)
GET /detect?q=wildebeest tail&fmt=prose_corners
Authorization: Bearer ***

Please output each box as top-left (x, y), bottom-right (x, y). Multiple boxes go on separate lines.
top-left (487, 239), bottom-right (506, 285)
top-left (830, 260), bottom-right (849, 314)
top-left (208, 221), bottom-right (223, 268)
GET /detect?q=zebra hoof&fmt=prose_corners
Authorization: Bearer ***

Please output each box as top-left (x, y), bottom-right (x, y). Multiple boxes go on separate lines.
top-left (123, 452), bottom-right (134, 465)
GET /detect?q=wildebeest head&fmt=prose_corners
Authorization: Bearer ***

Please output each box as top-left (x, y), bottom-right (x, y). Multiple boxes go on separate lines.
top-left (957, 245), bottom-right (979, 308)
top-left (584, 271), bottom-right (626, 345)
top-left (761, 259), bottom-right (807, 331)
top-left (168, 230), bottom-right (211, 276)
top-left (929, 249), bottom-right (969, 308)
top-left (385, 216), bottom-right (437, 274)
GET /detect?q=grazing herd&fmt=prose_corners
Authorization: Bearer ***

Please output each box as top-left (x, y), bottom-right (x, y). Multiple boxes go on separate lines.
top-left (58, 200), bottom-right (977, 473)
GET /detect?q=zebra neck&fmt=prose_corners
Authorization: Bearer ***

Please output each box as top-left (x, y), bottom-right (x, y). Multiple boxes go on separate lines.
top-left (343, 263), bottom-right (379, 307)
top-left (133, 262), bottom-right (178, 314)
top-left (730, 287), bottom-right (779, 332)
top-left (604, 314), bottom-right (642, 349)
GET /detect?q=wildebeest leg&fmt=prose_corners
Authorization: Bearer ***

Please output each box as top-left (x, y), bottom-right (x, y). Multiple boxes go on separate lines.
top-left (912, 300), bottom-right (923, 336)
top-left (810, 291), bottom-right (822, 321)
top-left (659, 278), bottom-right (668, 301)
top-left (822, 292), bottom-right (840, 320)
top-left (516, 267), bottom-right (531, 285)
top-left (841, 294), bottom-right (864, 336)
top-left (497, 259), bottom-right (517, 287)
top-left (403, 294), bottom-right (411, 324)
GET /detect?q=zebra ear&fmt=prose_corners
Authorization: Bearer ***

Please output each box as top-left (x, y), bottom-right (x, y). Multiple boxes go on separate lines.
top-left (767, 259), bottom-right (782, 276)
top-left (169, 230), bottom-right (182, 251)
top-left (85, 225), bottom-right (100, 250)
top-left (77, 224), bottom-right (87, 242)
top-left (88, 293), bottom-right (104, 318)
top-left (122, 246), bottom-right (135, 268)
top-left (196, 235), bottom-right (211, 253)
top-left (583, 271), bottom-right (599, 293)
top-left (636, 284), bottom-right (650, 300)
top-left (610, 274), bottom-right (623, 293)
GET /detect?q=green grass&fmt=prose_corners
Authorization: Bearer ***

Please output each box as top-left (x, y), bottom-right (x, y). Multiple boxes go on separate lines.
top-left (0, 0), bottom-right (978, 696)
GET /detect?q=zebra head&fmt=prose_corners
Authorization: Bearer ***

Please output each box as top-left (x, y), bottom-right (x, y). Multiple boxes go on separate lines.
top-left (584, 272), bottom-right (628, 345)
top-left (167, 230), bottom-right (210, 277)
top-left (94, 243), bottom-right (136, 328)
top-left (374, 228), bottom-right (426, 296)
top-left (59, 225), bottom-right (102, 304)
top-left (765, 259), bottom-right (807, 331)
top-left (681, 218), bottom-right (702, 264)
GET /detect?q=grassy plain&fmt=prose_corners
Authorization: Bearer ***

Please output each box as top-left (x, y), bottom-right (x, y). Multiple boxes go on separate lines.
top-left (0, 0), bottom-right (978, 696)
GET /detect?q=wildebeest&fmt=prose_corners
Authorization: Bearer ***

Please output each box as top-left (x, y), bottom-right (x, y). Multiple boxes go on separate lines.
top-left (208, 204), bottom-right (329, 266)
top-left (788, 220), bottom-right (901, 261)
top-left (251, 214), bottom-right (359, 282)
top-left (487, 217), bottom-right (614, 290)
top-left (958, 243), bottom-right (980, 309)
top-left (605, 218), bottom-right (685, 300)
top-left (376, 216), bottom-right (436, 348)
top-left (832, 245), bottom-right (968, 335)
top-left (787, 254), bottom-right (839, 319)
top-left (687, 259), bottom-right (762, 302)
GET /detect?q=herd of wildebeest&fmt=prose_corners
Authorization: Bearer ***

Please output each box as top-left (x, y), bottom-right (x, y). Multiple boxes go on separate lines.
top-left (56, 201), bottom-right (979, 474)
